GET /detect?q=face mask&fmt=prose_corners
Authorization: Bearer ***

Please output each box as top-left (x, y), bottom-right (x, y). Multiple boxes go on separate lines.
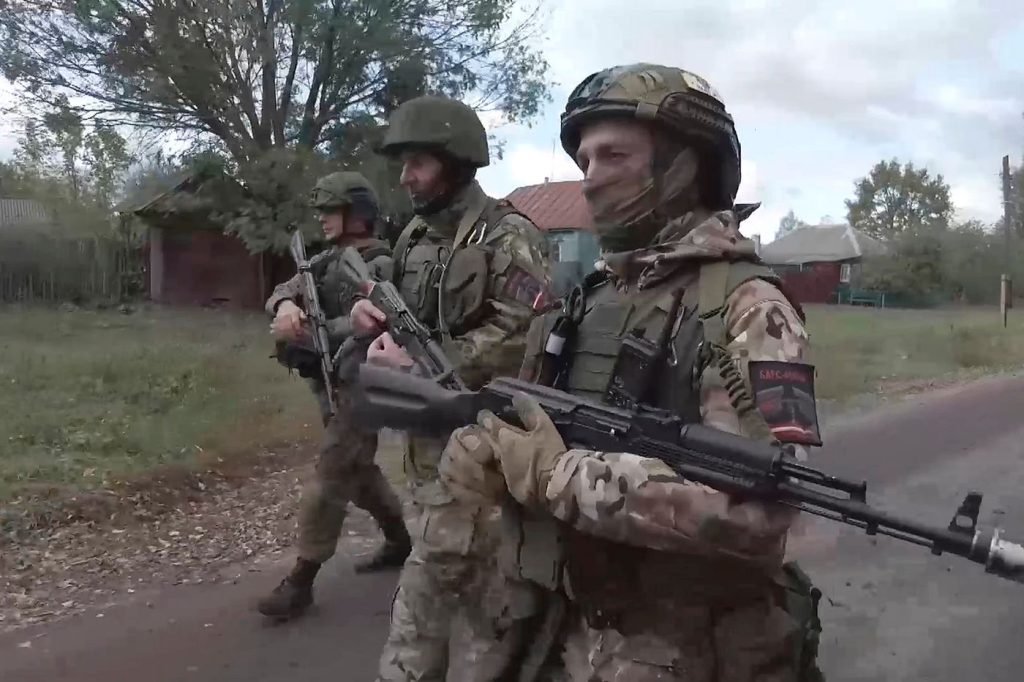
top-left (584, 145), bottom-right (700, 253)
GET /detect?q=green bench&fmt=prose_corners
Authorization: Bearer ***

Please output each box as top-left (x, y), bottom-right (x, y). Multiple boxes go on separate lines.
top-left (836, 286), bottom-right (886, 307)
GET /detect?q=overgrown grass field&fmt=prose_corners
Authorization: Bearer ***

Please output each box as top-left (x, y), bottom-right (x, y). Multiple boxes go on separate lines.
top-left (2, 303), bottom-right (1023, 506)
top-left (806, 304), bottom-right (1024, 399)
top-left (0, 304), bottom-right (316, 505)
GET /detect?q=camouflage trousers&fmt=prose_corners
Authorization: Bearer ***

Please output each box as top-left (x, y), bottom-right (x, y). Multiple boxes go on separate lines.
top-left (376, 500), bottom-right (545, 682)
top-left (558, 591), bottom-right (820, 682)
top-left (296, 395), bottom-right (406, 564)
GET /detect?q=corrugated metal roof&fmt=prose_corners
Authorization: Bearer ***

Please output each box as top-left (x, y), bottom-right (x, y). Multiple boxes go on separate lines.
top-left (0, 198), bottom-right (49, 227)
top-left (760, 224), bottom-right (889, 265)
top-left (505, 180), bottom-right (593, 231)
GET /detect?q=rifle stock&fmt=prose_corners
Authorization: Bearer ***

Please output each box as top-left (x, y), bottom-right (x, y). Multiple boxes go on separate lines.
top-left (352, 363), bottom-right (1024, 587)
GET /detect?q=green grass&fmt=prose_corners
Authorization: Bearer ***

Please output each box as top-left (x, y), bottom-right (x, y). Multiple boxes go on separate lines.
top-left (806, 304), bottom-right (1024, 400)
top-left (0, 304), bottom-right (316, 504)
top-left (3, 302), bottom-right (1023, 508)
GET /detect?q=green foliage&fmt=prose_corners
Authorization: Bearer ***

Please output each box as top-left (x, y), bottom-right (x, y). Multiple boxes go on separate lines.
top-left (84, 128), bottom-right (132, 209)
top-left (1, 0), bottom-right (552, 251)
top-left (860, 229), bottom-right (945, 301)
top-left (222, 147), bottom-right (331, 253)
top-left (7, 119), bottom-right (133, 228)
top-left (858, 219), bottom-right (1024, 306)
top-left (845, 158), bottom-right (953, 239)
top-left (1, 121), bottom-right (143, 304)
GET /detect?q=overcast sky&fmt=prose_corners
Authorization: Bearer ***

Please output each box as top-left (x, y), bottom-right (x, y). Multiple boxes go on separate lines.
top-left (476, 0), bottom-right (1024, 241)
top-left (2, 1), bottom-right (1023, 242)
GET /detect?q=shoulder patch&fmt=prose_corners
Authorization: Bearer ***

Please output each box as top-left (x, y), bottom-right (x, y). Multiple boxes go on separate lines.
top-left (747, 361), bottom-right (822, 446)
top-left (502, 264), bottom-right (556, 312)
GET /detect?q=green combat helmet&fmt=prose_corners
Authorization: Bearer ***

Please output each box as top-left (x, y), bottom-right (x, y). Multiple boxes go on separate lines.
top-left (560, 63), bottom-right (741, 208)
top-left (377, 94), bottom-right (490, 168)
top-left (308, 171), bottom-right (380, 213)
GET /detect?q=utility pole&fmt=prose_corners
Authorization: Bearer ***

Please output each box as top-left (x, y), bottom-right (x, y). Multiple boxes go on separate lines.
top-left (1001, 155), bottom-right (1014, 327)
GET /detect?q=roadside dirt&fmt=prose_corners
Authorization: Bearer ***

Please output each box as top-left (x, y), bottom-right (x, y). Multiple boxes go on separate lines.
top-left (2, 370), bottom-right (1017, 635)
top-left (0, 432), bottom-right (413, 634)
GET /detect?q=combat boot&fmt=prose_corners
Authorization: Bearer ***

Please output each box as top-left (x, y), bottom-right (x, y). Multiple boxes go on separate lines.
top-left (257, 557), bottom-right (321, 619)
top-left (354, 518), bottom-right (412, 573)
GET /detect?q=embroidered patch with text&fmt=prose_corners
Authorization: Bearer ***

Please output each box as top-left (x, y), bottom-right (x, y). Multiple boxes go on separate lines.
top-left (502, 265), bottom-right (555, 312)
top-left (748, 361), bottom-right (822, 446)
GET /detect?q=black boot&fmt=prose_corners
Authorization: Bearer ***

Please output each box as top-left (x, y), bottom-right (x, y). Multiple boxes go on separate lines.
top-left (354, 519), bottom-right (412, 574)
top-left (257, 558), bottom-right (321, 619)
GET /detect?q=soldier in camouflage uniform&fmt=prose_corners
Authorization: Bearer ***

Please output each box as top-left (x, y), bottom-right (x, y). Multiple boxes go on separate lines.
top-left (439, 64), bottom-right (826, 681)
top-left (347, 94), bottom-right (554, 681)
top-left (258, 171), bottom-right (412, 620)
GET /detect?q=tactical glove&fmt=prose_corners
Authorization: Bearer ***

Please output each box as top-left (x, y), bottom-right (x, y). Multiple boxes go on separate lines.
top-left (439, 426), bottom-right (508, 506)
top-left (476, 393), bottom-right (568, 507)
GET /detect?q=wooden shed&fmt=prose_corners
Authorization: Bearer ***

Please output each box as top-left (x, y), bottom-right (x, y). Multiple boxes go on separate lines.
top-left (131, 172), bottom-right (294, 310)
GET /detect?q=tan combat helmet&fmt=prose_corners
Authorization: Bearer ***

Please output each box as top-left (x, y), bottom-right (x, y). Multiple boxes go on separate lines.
top-left (560, 63), bottom-right (742, 208)
top-left (377, 94), bottom-right (490, 168)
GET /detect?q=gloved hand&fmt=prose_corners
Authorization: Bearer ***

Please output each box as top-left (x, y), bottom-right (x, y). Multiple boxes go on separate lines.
top-left (476, 393), bottom-right (568, 507)
top-left (439, 425), bottom-right (508, 506)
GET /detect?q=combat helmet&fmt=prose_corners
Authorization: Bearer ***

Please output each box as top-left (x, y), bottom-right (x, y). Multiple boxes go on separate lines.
top-left (308, 171), bottom-right (380, 213)
top-left (560, 63), bottom-right (741, 208)
top-left (378, 95), bottom-right (489, 168)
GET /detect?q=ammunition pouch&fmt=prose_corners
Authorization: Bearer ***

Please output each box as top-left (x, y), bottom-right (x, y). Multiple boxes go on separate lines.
top-left (775, 560), bottom-right (826, 682)
top-left (441, 244), bottom-right (490, 335)
top-left (272, 339), bottom-right (321, 380)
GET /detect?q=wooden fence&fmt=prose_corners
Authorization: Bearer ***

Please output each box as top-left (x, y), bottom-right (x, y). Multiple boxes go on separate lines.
top-left (0, 227), bottom-right (145, 304)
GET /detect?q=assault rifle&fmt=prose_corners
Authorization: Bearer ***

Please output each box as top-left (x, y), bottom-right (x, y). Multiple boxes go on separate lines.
top-left (287, 230), bottom-right (338, 415)
top-left (350, 362), bottom-right (1024, 586)
top-left (336, 246), bottom-right (466, 391)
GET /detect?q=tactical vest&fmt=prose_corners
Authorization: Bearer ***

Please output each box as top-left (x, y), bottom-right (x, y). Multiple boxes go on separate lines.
top-left (511, 257), bottom-right (825, 679)
top-left (510, 259), bottom-right (786, 603)
top-left (313, 239), bottom-right (391, 322)
top-left (390, 194), bottom-right (524, 335)
top-left (391, 193), bottom-right (529, 498)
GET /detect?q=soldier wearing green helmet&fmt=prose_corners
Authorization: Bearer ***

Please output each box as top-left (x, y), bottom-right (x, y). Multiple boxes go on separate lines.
top-left (438, 64), bottom-right (827, 681)
top-left (257, 170), bottom-right (412, 620)
top-left (349, 93), bottom-right (555, 681)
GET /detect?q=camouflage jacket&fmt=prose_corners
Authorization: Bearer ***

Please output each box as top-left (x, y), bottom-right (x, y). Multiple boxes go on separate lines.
top-left (402, 180), bottom-right (552, 389)
top-left (526, 209), bottom-right (813, 567)
top-left (398, 181), bottom-right (552, 500)
top-left (266, 237), bottom-right (393, 350)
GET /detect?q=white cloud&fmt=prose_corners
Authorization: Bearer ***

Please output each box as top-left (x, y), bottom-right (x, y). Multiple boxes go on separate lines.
top-left (478, 139), bottom-right (582, 198)
top-left (479, 0), bottom-right (1024, 237)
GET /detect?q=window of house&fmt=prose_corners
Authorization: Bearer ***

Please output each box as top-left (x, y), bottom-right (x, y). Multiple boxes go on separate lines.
top-left (840, 263), bottom-right (852, 283)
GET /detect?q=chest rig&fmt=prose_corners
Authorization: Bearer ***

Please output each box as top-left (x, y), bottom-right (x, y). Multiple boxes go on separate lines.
top-left (389, 193), bottom-right (527, 494)
top-left (390, 193), bottom-right (524, 337)
top-left (314, 241), bottom-right (391, 321)
top-left (507, 259), bottom-right (783, 605)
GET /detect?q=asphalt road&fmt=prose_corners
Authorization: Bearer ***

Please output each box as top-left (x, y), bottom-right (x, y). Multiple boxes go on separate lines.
top-left (3, 374), bottom-right (1024, 682)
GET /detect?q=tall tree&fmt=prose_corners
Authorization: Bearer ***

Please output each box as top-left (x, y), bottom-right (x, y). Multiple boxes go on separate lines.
top-left (845, 158), bottom-right (953, 240)
top-left (775, 209), bottom-right (808, 240)
top-left (0, 0), bottom-right (551, 250)
top-left (84, 127), bottom-right (132, 209)
top-left (41, 97), bottom-right (85, 199)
